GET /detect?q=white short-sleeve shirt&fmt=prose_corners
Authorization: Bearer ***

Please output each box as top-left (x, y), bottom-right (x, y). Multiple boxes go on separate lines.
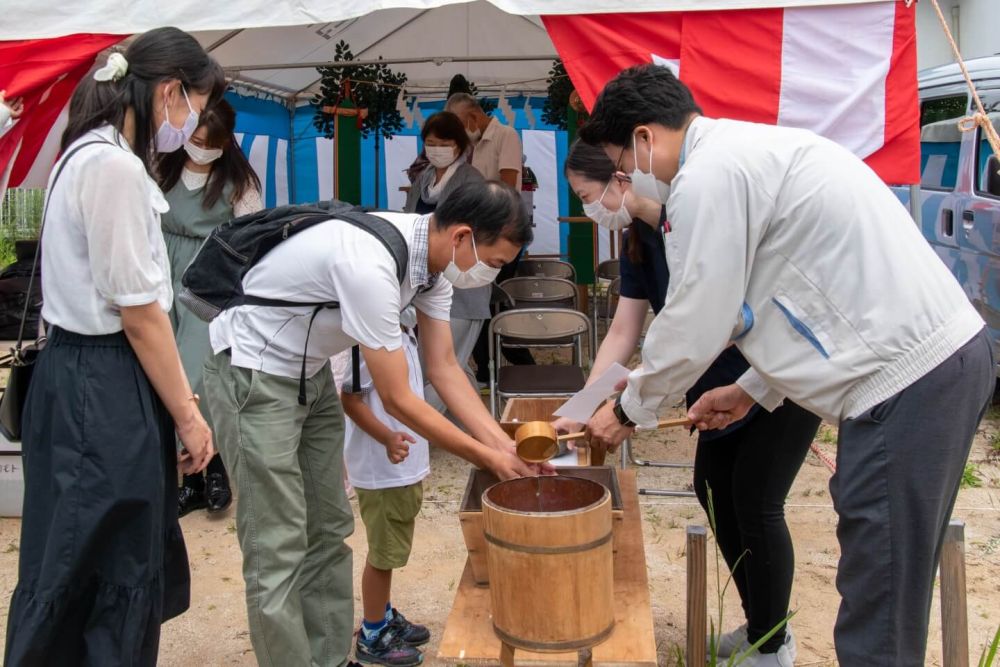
top-left (40, 125), bottom-right (173, 334)
top-left (209, 212), bottom-right (453, 379)
top-left (344, 329), bottom-right (430, 490)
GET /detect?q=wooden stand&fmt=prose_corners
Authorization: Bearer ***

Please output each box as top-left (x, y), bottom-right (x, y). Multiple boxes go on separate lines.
top-left (940, 520), bottom-right (969, 667)
top-left (439, 471), bottom-right (656, 666)
top-left (499, 642), bottom-right (593, 666)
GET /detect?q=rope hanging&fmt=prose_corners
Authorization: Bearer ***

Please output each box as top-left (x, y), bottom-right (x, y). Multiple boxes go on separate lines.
top-left (927, 0), bottom-right (1000, 171)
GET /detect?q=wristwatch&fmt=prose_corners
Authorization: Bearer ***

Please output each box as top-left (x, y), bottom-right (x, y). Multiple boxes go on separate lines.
top-left (613, 395), bottom-right (636, 427)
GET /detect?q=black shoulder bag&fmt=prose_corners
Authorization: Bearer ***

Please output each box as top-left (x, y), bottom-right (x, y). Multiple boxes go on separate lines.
top-left (0, 140), bottom-right (110, 440)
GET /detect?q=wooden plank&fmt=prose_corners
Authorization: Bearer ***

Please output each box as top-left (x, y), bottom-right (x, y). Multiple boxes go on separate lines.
top-left (940, 520), bottom-right (969, 667)
top-left (686, 526), bottom-right (708, 666)
top-left (438, 470), bottom-right (657, 666)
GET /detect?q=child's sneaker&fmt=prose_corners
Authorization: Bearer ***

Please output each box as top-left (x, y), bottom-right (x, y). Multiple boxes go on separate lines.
top-left (355, 625), bottom-right (423, 667)
top-left (388, 608), bottom-right (431, 646)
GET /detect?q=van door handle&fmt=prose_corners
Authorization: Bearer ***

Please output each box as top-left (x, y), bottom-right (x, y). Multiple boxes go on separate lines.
top-left (962, 210), bottom-right (975, 230)
top-left (942, 209), bottom-right (954, 236)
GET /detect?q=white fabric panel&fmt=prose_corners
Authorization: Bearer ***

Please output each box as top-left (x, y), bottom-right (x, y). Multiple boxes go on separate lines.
top-left (246, 136), bottom-right (270, 206)
top-left (651, 53), bottom-right (681, 79)
top-left (19, 106), bottom-right (68, 189)
top-left (274, 138), bottom-right (289, 206)
top-left (521, 130), bottom-right (559, 256)
top-left (234, 132), bottom-right (244, 145)
top-left (597, 225), bottom-right (612, 263)
top-left (317, 137), bottom-right (336, 201)
top-left (1, 0), bottom-right (895, 40)
top-left (777, 2), bottom-right (894, 159)
top-left (383, 135), bottom-right (417, 212)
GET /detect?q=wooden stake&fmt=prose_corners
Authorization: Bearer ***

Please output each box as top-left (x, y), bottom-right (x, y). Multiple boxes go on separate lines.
top-left (941, 520), bottom-right (969, 667)
top-left (687, 525), bottom-right (708, 667)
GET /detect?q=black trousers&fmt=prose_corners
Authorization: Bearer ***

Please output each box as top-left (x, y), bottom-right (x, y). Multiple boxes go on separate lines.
top-left (693, 401), bottom-right (821, 653)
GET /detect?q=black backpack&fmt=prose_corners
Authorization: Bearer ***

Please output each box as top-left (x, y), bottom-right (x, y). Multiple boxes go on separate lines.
top-left (178, 201), bottom-right (409, 404)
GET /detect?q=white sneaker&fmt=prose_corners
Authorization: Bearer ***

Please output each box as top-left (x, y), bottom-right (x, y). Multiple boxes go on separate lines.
top-left (711, 624), bottom-right (796, 663)
top-left (710, 623), bottom-right (748, 659)
top-left (732, 645), bottom-right (794, 667)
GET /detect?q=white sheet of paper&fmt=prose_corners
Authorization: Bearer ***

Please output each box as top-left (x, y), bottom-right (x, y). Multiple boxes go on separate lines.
top-left (553, 362), bottom-right (632, 424)
top-left (549, 447), bottom-right (580, 467)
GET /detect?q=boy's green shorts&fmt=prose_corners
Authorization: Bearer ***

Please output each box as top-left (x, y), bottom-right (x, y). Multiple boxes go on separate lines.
top-left (356, 482), bottom-right (423, 570)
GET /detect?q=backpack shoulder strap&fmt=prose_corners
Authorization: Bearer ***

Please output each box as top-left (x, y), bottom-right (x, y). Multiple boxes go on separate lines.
top-left (334, 210), bottom-right (409, 285)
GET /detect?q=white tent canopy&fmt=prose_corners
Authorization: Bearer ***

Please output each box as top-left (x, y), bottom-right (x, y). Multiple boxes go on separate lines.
top-left (2, 0), bottom-right (895, 41)
top-left (198, 4), bottom-right (557, 101)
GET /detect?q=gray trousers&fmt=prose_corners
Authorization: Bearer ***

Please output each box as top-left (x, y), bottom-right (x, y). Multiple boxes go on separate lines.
top-left (424, 317), bottom-right (485, 414)
top-left (832, 328), bottom-right (994, 666)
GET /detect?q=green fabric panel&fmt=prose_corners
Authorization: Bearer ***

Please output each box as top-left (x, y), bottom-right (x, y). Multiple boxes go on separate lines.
top-left (336, 101), bottom-right (362, 205)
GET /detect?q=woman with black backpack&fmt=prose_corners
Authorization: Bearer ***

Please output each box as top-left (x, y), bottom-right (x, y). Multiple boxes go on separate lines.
top-left (4, 29), bottom-right (222, 665)
top-left (156, 99), bottom-right (262, 517)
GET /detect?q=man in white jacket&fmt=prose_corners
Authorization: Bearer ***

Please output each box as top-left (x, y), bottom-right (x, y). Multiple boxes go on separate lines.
top-left (581, 64), bottom-right (994, 667)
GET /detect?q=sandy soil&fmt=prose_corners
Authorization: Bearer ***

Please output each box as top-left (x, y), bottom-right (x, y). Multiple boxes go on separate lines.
top-left (1, 406), bottom-right (999, 666)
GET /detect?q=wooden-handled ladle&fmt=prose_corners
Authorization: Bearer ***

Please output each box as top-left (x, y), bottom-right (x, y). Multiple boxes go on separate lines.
top-left (514, 417), bottom-right (693, 464)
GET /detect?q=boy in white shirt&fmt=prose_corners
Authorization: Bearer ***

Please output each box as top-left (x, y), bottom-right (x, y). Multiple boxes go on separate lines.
top-left (342, 308), bottom-right (429, 667)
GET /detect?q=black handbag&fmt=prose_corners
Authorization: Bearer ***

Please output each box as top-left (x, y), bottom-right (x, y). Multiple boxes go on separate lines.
top-left (0, 139), bottom-right (109, 441)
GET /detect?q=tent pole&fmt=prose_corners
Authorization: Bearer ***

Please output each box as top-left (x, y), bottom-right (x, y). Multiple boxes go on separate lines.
top-left (288, 98), bottom-right (297, 204)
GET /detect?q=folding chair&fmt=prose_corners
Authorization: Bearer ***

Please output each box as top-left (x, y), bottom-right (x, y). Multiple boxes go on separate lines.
top-left (592, 276), bottom-right (622, 343)
top-left (488, 308), bottom-right (592, 417)
top-left (499, 276), bottom-right (578, 310)
top-left (592, 259), bottom-right (620, 343)
top-left (515, 258), bottom-right (577, 283)
top-left (620, 437), bottom-right (696, 497)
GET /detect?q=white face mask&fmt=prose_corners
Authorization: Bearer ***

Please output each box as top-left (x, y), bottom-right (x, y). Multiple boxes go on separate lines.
top-left (442, 234), bottom-right (500, 289)
top-left (466, 126), bottom-right (482, 144)
top-left (183, 141), bottom-right (223, 165)
top-left (583, 181), bottom-right (633, 231)
top-left (426, 145), bottom-right (457, 169)
top-left (629, 132), bottom-right (672, 204)
top-left (156, 86), bottom-right (199, 153)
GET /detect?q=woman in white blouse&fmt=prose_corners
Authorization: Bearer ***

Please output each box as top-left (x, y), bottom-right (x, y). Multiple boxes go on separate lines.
top-left (5, 28), bottom-right (222, 666)
top-left (156, 98), bottom-right (263, 517)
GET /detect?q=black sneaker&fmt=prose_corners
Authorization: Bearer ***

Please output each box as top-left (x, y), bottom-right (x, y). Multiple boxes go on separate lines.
top-left (206, 472), bottom-right (233, 513)
top-left (178, 484), bottom-right (208, 517)
top-left (388, 609), bottom-right (430, 647)
top-left (355, 625), bottom-right (423, 666)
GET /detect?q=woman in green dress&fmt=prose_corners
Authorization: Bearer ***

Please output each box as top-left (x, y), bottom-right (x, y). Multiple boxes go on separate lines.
top-left (157, 99), bottom-right (262, 516)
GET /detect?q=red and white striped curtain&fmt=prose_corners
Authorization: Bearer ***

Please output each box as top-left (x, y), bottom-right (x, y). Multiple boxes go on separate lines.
top-left (543, 0), bottom-right (919, 185)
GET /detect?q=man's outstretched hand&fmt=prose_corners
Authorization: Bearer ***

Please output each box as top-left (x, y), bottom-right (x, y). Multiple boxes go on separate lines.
top-left (687, 383), bottom-right (755, 432)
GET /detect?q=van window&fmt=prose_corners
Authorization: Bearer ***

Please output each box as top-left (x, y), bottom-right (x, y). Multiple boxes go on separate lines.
top-left (975, 95), bottom-right (1000, 197)
top-left (920, 95), bottom-right (967, 191)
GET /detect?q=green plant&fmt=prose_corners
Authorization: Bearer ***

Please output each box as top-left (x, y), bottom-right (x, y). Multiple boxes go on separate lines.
top-left (988, 433), bottom-right (1000, 462)
top-left (542, 59), bottom-right (574, 130)
top-left (816, 424), bottom-right (838, 445)
top-left (0, 187), bottom-right (45, 267)
top-left (979, 624), bottom-right (1000, 667)
top-left (962, 463), bottom-right (983, 489)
